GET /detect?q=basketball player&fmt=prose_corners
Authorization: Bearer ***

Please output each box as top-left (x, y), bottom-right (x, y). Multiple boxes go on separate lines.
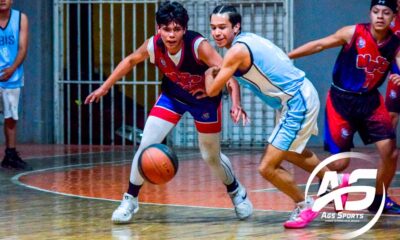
top-left (288, 0), bottom-right (400, 214)
top-left (0, 0), bottom-right (31, 170)
top-left (205, 5), bottom-right (350, 229)
top-left (386, 0), bottom-right (400, 129)
top-left (85, 1), bottom-right (253, 223)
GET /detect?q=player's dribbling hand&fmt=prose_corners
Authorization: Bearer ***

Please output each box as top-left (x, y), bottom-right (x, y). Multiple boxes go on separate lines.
top-left (230, 105), bottom-right (250, 126)
top-left (389, 74), bottom-right (400, 86)
top-left (84, 87), bottom-right (109, 104)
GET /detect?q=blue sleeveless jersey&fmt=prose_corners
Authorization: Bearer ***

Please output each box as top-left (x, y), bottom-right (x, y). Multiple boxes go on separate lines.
top-left (232, 32), bottom-right (306, 109)
top-left (0, 9), bottom-right (23, 88)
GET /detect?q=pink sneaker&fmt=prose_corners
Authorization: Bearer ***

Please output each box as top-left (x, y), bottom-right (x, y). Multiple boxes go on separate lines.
top-left (337, 173), bottom-right (350, 210)
top-left (284, 199), bottom-right (319, 229)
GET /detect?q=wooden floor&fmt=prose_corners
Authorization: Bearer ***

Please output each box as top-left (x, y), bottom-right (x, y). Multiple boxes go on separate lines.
top-left (0, 145), bottom-right (399, 239)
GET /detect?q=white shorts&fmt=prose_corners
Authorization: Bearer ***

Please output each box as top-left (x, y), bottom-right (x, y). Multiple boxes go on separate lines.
top-left (268, 78), bottom-right (320, 153)
top-left (0, 87), bottom-right (21, 120)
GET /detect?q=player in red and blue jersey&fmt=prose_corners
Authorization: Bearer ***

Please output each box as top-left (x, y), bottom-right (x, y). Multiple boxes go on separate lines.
top-left (386, 0), bottom-right (400, 129)
top-left (289, 0), bottom-right (400, 214)
top-left (85, 1), bottom-right (253, 223)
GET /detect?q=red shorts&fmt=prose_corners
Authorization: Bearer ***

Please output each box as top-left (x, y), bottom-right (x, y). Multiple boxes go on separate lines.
top-left (325, 88), bottom-right (395, 153)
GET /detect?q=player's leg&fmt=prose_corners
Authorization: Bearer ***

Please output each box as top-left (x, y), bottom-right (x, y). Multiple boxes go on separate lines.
top-left (324, 90), bottom-right (355, 172)
top-left (264, 79), bottom-right (322, 228)
top-left (198, 132), bottom-right (253, 219)
top-left (0, 88), bottom-right (30, 170)
top-left (360, 96), bottom-right (400, 214)
top-left (367, 138), bottom-right (400, 214)
top-left (193, 103), bottom-right (253, 219)
top-left (112, 93), bottom-right (184, 223)
top-left (259, 145), bottom-right (305, 202)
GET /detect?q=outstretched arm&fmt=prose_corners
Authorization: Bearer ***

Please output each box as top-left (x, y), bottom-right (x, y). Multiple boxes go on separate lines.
top-left (288, 25), bottom-right (355, 59)
top-left (85, 39), bottom-right (150, 104)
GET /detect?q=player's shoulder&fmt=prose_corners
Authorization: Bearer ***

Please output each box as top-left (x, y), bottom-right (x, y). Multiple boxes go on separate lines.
top-left (227, 43), bottom-right (249, 60)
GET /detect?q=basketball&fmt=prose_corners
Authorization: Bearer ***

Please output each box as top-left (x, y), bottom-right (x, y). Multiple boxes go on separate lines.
top-left (138, 143), bottom-right (179, 184)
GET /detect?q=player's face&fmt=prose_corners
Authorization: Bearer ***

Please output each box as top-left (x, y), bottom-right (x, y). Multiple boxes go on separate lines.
top-left (0, 0), bottom-right (12, 11)
top-left (158, 22), bottom-right (186, 54)
top-left (370, 5), bottom-right (395, 31)
top-left (210, 13), bottom-right (240, 49)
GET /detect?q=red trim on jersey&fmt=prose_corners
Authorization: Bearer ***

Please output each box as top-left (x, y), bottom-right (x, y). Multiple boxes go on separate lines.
top-left (191, 36), bottom-right (205, 65)
top-left (344, 26), bottom-right (358, 52)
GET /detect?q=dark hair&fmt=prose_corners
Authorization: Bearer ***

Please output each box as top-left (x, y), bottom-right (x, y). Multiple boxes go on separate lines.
top-left (211, 5), bottom-right (242, 31)
top-left (156, 1), bottom-right (189, 29)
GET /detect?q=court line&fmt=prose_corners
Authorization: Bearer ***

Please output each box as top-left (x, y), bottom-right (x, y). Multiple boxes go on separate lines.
top-left (11, 158), bottom-right (288, 213)
top-left (11, 158), bottom-right (400, 215)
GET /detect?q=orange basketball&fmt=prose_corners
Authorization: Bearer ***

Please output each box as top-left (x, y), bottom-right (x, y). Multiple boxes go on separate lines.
top-left (138, 143), bottom-right (179, 185)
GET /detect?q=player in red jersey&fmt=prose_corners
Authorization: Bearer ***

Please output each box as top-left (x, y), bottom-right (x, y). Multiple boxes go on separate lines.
top-left (289, 0), bottom-right (400, 214)
top-left (85, 1), bottom-right (253, 223)
top-left (386, 0), bottom-right (400, 129)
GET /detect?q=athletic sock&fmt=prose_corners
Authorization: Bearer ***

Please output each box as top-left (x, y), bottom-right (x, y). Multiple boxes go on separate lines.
top-left (127, 182), bottom-right (142, 197)
top-left (226, 178), bottom-right (239, 193)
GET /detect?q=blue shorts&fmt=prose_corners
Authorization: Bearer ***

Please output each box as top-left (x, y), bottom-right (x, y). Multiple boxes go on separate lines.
top-left (149, 93), bottom-right (222, 133)
top-left (268, 79), bottom-right (319, 153)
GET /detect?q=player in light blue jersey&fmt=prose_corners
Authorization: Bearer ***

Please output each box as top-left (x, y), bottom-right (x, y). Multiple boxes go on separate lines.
top-left (0, 0), bottom-right (30, 170)
top-left (205, 5), bottom-right (349, 229)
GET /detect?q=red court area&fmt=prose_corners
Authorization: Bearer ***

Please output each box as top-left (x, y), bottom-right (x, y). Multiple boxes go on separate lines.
top-left (18, 148), bottom-right (400, 212)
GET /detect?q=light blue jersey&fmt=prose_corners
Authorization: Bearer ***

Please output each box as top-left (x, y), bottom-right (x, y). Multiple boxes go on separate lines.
top-left (0, 9), bottom-right (23, 89)
top-left (232, 32), bottom-right (319, 153)
top-left (233, 32), bottom-right (305, 109)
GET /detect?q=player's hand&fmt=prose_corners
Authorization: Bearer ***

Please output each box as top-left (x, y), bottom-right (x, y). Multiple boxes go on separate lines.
top-left (0, 67), bottom-right (16, 81)
top-left (84, 87), bottom-right (109, 104)
top-left (389, 74), bottom-right (400, 86)
top-left (189, 88), bottom-right (208, 99)
top-left (205, 66), bottom-right (220, 79)
top-left (230, 105), bottom-right (250, 126)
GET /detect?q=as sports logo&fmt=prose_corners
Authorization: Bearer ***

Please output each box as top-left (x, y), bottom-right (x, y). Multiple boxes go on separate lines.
top-left (305, 152), bottom-right (385, 239)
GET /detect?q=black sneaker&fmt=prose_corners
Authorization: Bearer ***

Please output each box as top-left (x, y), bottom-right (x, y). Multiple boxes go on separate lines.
top-left (1, 151), bottom-right (32, 170)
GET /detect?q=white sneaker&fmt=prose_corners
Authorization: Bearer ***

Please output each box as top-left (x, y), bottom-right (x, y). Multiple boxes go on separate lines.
top-left (229, 183), bottom-right (253, 220)
top-left (111, 193), bottom-right (139, 224)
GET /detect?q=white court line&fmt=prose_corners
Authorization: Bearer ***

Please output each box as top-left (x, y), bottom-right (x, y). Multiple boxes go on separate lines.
top-left (11, 158), bottom-right (400, 214)
top-left (11, 157), bottom-right (285, 213)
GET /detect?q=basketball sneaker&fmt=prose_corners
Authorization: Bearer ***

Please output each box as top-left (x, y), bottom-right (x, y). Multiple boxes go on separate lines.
top-left (368, 196), bottom-right (400, 214)
top-left (1, 149), bottom-right (32, 170)
top-left (317, 173), bottom-right (350, 211)
top-left (337, 173), bottom-right (350, 210)
top-left (229, 183), bottom-right (253, 220)
top-left (111, 193), bottom-right (139, 224)
top-left (284, 196), bottom-right (319, 229)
